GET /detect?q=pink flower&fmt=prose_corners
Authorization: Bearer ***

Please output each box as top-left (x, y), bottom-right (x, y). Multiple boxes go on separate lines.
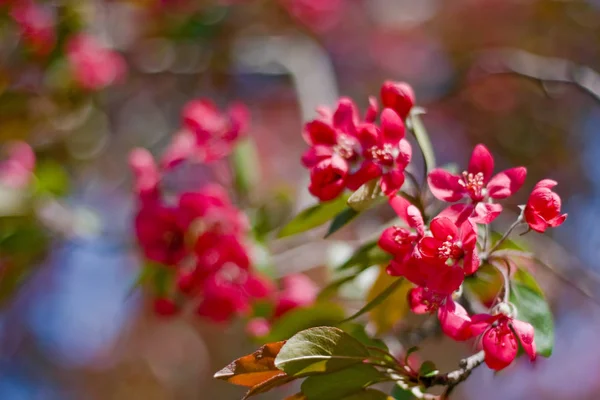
top-left (379, 196), bottom-right (424, 273)
top-left (153, 297), bottom-right (179, 317)
top-left (418, 216), bottom-right (480, 276)
top-left (350, 108), bottom-right (412, 196)
top-left (196, 269), bottom-right (271, 323)
top-left (408, 287), bottom-right (471, 341)
top-left (274, 274), bottom-right (318, 318)
top-left (0, 141), bottom-right (35, 188)
top-left (66, 34), bottom-right (126, 91)
top-left (380, 81), bottom-right (415, 120)
top-left (308, 155), bottom-right (348, 201)
top-left (279, 0), bottom-right (344, 33)
top-left (524, 179), bottom-right (567, 233)
top-left (246, 317), bottom-right (271, 337)
top-left (469, 313), bottom-right (536, 371)
top-left (162, 100), bottom-right (249, 167)
top-left (302, 97), bottom-right (372, 168)
top-left (427, 144), bottom-right (526, 224)
top-left (134, 203), bottom-right (187, 266)
top-left (177, 185), bottom-right (248, 234)
top-left (10, 2), bottom-right (55, 56)
top-left (129, 148), bottom-right (160, 204)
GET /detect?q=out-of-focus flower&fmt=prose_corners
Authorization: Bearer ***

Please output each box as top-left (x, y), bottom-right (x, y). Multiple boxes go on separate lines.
top-left (0, 141), bottom-right (35, 189)
top-left (428, 144), bottom-right (526, 224)
top-left (380, 81), bottom-right (415, 120)
top-left (524, 179), bottom-right (567, 233)
top-left (246, 317), bottom-right (271, 338)
top-left (153, 297), bottom-right (179, 316)
top-left (279, 0), bottom-right (344, 33)
top-left (66, 34), bottom-right (127, 91)
top-left (129, 148), bottom-right (160, 204)
top-left (351, 108), bottom-right (412, 196)
top-left (10, 2), bottom-right (55, 56)
top-left (469, 312), bottom-right (536, 371)
top-left (274, 274), bottom-right (318, 318)
top-left (135, 203), bottom-right (187, 266)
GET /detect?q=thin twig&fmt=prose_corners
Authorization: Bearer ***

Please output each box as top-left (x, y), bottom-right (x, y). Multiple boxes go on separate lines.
top-left (485, 216), bottom-right (523, 257)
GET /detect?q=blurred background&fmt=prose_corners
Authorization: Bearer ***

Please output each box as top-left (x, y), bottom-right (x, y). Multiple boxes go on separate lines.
top-left (1, 0), bottom-right (600, 399)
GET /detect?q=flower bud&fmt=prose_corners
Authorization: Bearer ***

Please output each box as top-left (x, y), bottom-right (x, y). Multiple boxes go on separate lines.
top-left (380, 81), bottom-right (415, 120)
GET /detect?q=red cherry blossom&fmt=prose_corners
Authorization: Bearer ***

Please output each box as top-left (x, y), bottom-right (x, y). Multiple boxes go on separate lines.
top-left (66, 34), bottom-right (126, 91)
top-left (274, 274), bottom-right (318, 318)
top-left (380, 81), bottom-right (415, 120)
top-left (469, 313), bottom-right (536, 371)
top-left (308, 155), bottom-right (348, 201)
top-left (524, 179), bottom-right (567, 233)
top-left (418, 216), bottom-right (480, 276)
top-left (153, 297), bottom-right (179, 317)
top-left (0, 141), bottom-right (35, 189)
top-left (177, 186), bottom-right (248, 234)
top-left (301, 97), bottom-right (373, 168)
top-left (350, 108), bottom-right (412, 196)
top-left (408, 287), bottom-right (471, 341)
top-left (134, 203), bottom-right (187, 266)
top-left (196, 269), bottom-right (271, 323)
top-left (427, 144), bottom-right (526, 224)
top-left (379, 196), bottom-right (424, 274)
top-left (10, 2), bottom-right (55, 56)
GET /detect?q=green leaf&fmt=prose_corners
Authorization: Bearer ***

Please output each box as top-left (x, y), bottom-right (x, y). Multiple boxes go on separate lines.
top-left (337, 241), bottom-right (391, 272)
top-left (510, 282), bottom-right (554, 357)
top-left (264, 303), bottom-right (346, 342)
top-left (274, 326), bottom-right (370, 377)
top-left (366, 268), bottom-right (412, 334)
top-left (391, 385), bottom-right (415, 400)
top-left (300, 364), bottom-right (388, 400)
top-left (278, 195), bottom-right (350, 238)
top-left (232, 138), bottom-right (261, 197)
top-left (418, 361), bottom-right (438, 378)
top-left (33, 159), bottom-right (70, 197)
top-left (340, 322), bottom-right (388, 351)
top-left (489, 231), bottom-right (526, 251)
top-left (342, 277), bottom-right (405, 325)
top-left (408, 109), bottom-right (435, 173)
top-left (325, 207), bottom-right (360, 238)
top-left (344, 389), bottom-right (393, 400)
top-left (513, 268), bottom-right (544, 296)
top-left (347, 179), bottom-right (381, 211)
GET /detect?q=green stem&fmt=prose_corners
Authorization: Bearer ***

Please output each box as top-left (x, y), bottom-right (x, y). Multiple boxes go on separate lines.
top-left (408, 110), bottom-right (436, 178)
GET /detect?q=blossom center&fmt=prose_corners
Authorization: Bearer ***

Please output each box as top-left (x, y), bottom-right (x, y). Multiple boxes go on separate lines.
top-left (333, 134), bottom-right (358, 160)
top-left (437, 235), bottom-right (463, 262)
top-left (392, 226), bottom-right (413, 245)
top-left (367, 143), bottom-right (396, 166)
top-left (420, 289), bottom-right (445, 312)
top-left (459, 171), bottom-right (485, 199)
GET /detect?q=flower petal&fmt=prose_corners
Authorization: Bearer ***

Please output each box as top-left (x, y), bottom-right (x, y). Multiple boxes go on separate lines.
top-left (365, 96), bottom-right (378, 123)
top-left (462, 250), bottom-right (480, 275)
top-left (304, 120), bottom-right (336, 145)
top-left (430, 217), bottom-right (459, 241)
top-left (381, 169), bottom-right (405, 196)
top-left (468, 144), bottom-right (494, 182)
top-left (472, 202), bottom-right (503, 224)
top-left (438, 300), bottom-right (472, 341)
top-left (487, 167), bottom-right (527, 199)
top-left (438, 203), bottom-right (474, 226)
top-left (333, 97), bottom-right (358, 134)
top-left (511, 319), bottom-right (537, 362)
top-left (408, 287), bottom-right (430, 314)
top-left (346, 161), bottom-right (381, 190)
top-left (482, 325), bottom-right (518, 371)
top-left (427, 169), bottom-right (465, 202)
top-left (381, 107), bottom-right (405, 144)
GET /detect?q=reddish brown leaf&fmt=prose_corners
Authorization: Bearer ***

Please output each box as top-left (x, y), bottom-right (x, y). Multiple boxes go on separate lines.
top-left (214, 341), bottom-right (286, 387)
top-left (242, 373), bottom-right (295, 399)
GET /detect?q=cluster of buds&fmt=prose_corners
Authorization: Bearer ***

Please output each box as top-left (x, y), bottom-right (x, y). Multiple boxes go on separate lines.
top-left (302, 82), bottom-right (568, 371)
top-left (130, 99), bottom-right (269, 323)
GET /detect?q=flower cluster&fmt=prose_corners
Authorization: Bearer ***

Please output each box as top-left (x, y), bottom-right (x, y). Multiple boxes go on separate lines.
top-left (377, 142), bottom-right (566, 370)
top-left (302, 81), bottom-right (414, 201)
top-left (130, 99), bottom-right (267, 323)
